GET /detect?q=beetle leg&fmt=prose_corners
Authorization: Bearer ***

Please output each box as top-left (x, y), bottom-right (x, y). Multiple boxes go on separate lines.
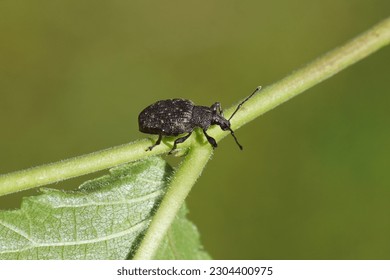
top-left (146, 134), bottom-right (163, 151)
top-left (203, 129), bottom-right (218, 149)
top-left (169, 132), bottom-right (193, 154)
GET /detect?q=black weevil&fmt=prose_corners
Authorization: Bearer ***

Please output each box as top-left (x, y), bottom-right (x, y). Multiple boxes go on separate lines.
top-left (138, 86), bottom-right (262, 154)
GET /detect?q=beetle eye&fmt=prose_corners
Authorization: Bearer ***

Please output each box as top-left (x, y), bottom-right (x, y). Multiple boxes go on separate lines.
top-left (220, 120), bottom-right (230, 130)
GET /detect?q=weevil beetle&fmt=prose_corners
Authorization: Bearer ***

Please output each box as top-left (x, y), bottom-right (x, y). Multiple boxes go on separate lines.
top-left (138, 86), bottom-right (262, 154)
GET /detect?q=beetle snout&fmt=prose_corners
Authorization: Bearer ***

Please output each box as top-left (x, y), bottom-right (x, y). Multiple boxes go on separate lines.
top-left (220, 120), bottom-right (231, 130)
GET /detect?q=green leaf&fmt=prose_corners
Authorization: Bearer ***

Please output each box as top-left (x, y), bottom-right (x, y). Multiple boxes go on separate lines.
top-left (155, 205), bottom-right (211, 260)
top-left (0, 157), bottom-right (209, 259)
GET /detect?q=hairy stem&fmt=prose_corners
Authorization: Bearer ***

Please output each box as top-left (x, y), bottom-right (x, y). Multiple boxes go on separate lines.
top-left (0, 17), bottom-right (389, 197)
top-left (210, 17), bottom-right (390, 140)
top-left (133, 145), bottom-right (212, 260)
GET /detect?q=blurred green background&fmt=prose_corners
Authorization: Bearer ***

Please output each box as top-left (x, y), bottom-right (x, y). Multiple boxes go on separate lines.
top-left (1, 1), bottom-right (390, 259)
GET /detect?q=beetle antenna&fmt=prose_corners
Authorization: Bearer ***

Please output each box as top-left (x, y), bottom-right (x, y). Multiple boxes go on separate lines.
top-left (228, 86), bottom-right (262, 121)
top-left (228, 127), bottom-right (243, 150)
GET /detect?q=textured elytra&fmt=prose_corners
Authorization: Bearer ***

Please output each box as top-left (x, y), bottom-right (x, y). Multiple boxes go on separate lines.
top-left (139, 99), bottom-right (194, 136)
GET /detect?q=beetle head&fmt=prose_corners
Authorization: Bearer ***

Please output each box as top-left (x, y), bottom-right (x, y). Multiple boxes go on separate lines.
top-left (213, 86), bottom-right (262, 150)
top-left (218, 118), bottom-right (231, 131)
top-left (210, 113), bottom-right (244, 149)
top-left (211, 113), bottom-right (230, 130)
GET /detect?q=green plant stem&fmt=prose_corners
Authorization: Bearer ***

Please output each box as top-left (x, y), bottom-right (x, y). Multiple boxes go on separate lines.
top-left (0, 17), bottom-right (389, 197)
top-left (209, 17), bottom-right (390, 141)
top-left (0, 139), bottom-right (162, 196)
top-left (133, 145), bottom-right (212, 260)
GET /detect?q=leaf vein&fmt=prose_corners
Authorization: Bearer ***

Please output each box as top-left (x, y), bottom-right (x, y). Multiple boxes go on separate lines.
top-left (0, 219), bottom-right (149, 254)
top-left (49, 190), bottom-right (165, 208)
